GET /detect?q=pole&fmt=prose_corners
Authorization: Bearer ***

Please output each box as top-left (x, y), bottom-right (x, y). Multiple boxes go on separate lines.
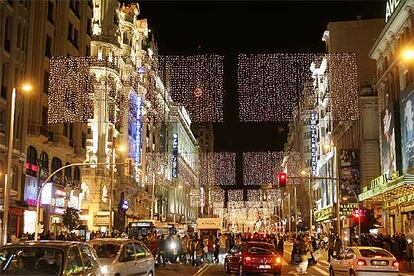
top-left (2, 88), bottom-right (16, 245)
top-left (287, 189), bottom-right (291, 234)
top-left (173, 186), bottom-right (176, 224)
top-left (151, 170), bottom-right (155, 220)
top-left (108, 139), bottom-right (115, 237)
top-left (336, 178), bottom-right (341, 237)
top-left (308, 177), bottom-right (312, 238)
top-left (294, 186), bottom-right (298, 236)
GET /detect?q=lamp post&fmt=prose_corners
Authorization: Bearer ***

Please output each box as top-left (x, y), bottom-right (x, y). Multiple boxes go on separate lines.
top-left (301, 170), bottom-right (313, 238)
top-left (3, 84), bottom-right (32, 245)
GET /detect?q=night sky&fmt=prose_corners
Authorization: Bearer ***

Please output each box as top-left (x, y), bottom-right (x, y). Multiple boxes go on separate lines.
top-left (137, 1), bottom-right (384, 187)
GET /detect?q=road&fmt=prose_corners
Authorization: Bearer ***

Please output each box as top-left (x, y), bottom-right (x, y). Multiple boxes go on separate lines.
top-left (155, 243), bottom-right (414, 276)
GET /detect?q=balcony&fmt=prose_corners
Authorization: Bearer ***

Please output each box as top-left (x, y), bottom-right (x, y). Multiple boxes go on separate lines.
top-left (28, 122), bottom-right (49, 143)
top-left (89, 57), bottom-right (121, 74)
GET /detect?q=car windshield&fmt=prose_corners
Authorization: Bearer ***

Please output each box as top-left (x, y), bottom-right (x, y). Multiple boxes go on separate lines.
top-left (0, 247), bottom-right (64, 275)
top-left (248, 244), bottom-right (275, 254)
top-left (359, 248), bottom-right (393, 258)
top-left (92, 244), bottom-right (120, 258)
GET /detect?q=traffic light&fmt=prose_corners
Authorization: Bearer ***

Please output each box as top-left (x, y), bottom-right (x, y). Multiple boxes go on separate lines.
top-left (124, 158), bottom-right (133, 176)
top-left (277, 172), bottom-right (287, 188)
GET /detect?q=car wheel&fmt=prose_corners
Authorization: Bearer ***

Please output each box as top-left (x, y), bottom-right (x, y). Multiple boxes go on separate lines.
top-left (349, 270), bottom-right (356, 276)
top-left (225, 261), bottom-right (231, 273)
top-left (329, 267), bottom-right (334, 276)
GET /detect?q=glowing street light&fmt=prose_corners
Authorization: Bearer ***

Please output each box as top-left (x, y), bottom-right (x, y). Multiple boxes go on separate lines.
top-left (402, 48), bottom-right (414, 62)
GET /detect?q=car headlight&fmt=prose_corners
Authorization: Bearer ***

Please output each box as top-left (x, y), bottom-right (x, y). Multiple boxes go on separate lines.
top-left (100, 265), bottom-right (109, 274)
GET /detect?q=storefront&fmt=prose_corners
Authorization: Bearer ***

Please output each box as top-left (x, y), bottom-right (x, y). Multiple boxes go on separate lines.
top-left (359, 172), bottom-right (414, 235)
top-left (314, 205), bottom-right (335, 234)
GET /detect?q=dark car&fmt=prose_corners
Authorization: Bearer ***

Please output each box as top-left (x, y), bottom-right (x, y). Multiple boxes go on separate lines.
top-left (224, 241), bottom-right (282, 276)
top-left (0, 240), bottom-right (102, 275)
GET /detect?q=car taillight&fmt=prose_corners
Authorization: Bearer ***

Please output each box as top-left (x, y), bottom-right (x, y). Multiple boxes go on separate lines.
top-left (275, 257), bottom-right (282, 264)
top-left (244, 256), bottom-right (252, 263)
top-left (392, 261), bottom-right (399, 268)
top-left (357, 259), bottom-right (367, 266)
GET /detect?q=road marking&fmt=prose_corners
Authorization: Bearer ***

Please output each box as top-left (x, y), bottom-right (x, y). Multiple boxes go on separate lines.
top-left (192, 263), bottom-right (211, 276)
top-left (311, 264), bottom-right (329, 275)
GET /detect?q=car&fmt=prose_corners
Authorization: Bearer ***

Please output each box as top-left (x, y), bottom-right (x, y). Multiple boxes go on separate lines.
top-left (329, 246), bottom-right (399, 276)
top-left (0, 240), bottom-right (102, 275)
top-left (87, 238), bottom-right (154, 276)
top-left (224, 241), bottom-right (282, 276)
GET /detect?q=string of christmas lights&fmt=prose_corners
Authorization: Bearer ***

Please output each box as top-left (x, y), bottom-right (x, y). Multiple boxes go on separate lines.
top-left (243, 152), bottom-right (284, 186)
top-left (158, 55), bottom-right (224, 123)
top-left (238, 53), bottom-right (359, 122)
top-left (228, 189), bottom-right (244, 202)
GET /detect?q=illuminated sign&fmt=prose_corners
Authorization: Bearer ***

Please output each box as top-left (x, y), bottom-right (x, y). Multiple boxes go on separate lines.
top-left (55, 190), bottom-right (66, 197)
top-left (129, 93), bottom-right (143, 164)
top-left (41, 183), bottom-right (53, 205)
top-left (137, 67), bottom-right (145, 74)
top-left (385, 0), bottom-right (401, 23)
top-left (314, 205), bottom-right (334, 222)
top-left (172, 133), bottom-right (178, 178)
top-left (121, 200), bottom-right (129, 210)
top-left (310, 111), bottom-right (318, 175)
top-left (181, 106), bottom-right (192, 127)
top-left (53, 208), bottom-right (65, 215)
top-left (24, 176), bottom-right (38, 207)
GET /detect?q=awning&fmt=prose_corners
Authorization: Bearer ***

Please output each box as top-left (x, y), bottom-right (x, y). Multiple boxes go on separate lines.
top-left (359, 175), bottom-right (414, 202)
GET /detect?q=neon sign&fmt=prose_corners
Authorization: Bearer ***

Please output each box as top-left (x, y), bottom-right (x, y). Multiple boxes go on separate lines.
top-left (385, 0), bottom-right (401, 22)
top-left (172, 133), bottom-right (178, 178)
top-left (310, 111), bottom-right (318, 175)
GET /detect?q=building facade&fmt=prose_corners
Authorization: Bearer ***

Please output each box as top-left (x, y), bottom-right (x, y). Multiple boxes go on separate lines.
top-left (364, 0), bottom-right (414, 236)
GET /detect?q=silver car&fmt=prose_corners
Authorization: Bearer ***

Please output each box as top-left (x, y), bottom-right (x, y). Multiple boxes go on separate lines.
top-left (88, 238), bottom-right (154, 276)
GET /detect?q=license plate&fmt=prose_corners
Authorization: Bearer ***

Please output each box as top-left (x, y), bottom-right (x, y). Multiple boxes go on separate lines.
top-left (259, 265), bottom-right (271, 269)
top-left (371, 260), bottom-right (388, 266)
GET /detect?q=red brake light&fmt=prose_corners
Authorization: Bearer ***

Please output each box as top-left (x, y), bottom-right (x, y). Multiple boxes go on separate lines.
top-left (357, 259), bottom-right (367, 266)
top-left (393, 261), bottom-right (399, 268)
top-left (244, 256), bottom-right (252, 263)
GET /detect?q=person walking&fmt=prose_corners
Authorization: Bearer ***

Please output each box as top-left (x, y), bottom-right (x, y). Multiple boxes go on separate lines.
top-left (277, 235), bottom-right (284, 257)
top-left (297, 236), bottom-right (312, 275)
top-left (327, 235), bottom-right (334, 262)
top-left (334, 235), bottom-right (342, 258)
top-left (194, 238), bottom-right (204, 267)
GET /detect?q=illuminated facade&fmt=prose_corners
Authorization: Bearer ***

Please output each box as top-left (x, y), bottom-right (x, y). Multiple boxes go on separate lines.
top-left (366, 0), bottom-right (414, 236)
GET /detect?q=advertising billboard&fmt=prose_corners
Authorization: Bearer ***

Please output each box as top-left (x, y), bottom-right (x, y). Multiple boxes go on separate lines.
top-left (339, 149), bottom-right (360, 202)
top-left (400, 89), bottom-right (414, 174)
top-left (381, 103), bottom-right (397, 177)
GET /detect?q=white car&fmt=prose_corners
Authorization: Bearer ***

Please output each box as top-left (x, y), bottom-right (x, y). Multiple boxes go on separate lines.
top-left (88, 238), bottom-right (155, 276)
top-left (329, 246), bottom-right (399, 276)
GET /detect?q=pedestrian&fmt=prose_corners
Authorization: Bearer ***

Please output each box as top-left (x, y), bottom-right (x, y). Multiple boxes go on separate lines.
top-left (158, 235), bottom-right (167, 266)
top-left (297, 236), bottom-right (312, 275)
top-left (277, 235), bottom-right (284, 257)
top-left (213, 236), bottom-right (220, 263)
top-left (334, 235), bottom-right (342, 258)
top-left (327, 235), bottom-right (334, 262)
top-left (194, 238), bottom-right (204, 267)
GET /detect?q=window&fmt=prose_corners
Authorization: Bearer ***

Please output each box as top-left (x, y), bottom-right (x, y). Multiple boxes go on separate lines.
top-left (69, 0), bottom-right (80, 18)
top-left (45, 35), bottom-right (52, 58)
top-left (120, 243), bottom-right (135, 262)
top-left (65, 247), bottom-right (83, 275)
top-left (1, 62), bottom-right (8, 99)
top-left (133, 243), bottom-right (146, 259)
top-left (26, 146), bottom-right (38, 165)
top-left (64, 162), bottom-right (72, 183)
top-left (69, 123), bottom-right (73, 141)
top-left (11, 165), bottom-right (18, 191)
top-left (40, 152), bottom-right (49, 174)
top-left (81, 132), bottom-right (86, 148)
top-left (87, 18), bottom-right (92, 36)
top-left (51, 157), bottom-right (62, 183)
top-left (79, 244), bottom-right (98, 272)
top-left (74, 166), bottom-right (80, 182)
top-left (345, 249), bottom-right (355, 260)
top-left (63, 123), bottom-right (68, 137)
top-left (43, 71), bottom-right (49, 94)
top-left (4, 17), bottom-right (11, 52)
top-left (42, 106), bottom-right (48, 127)
top-left (0, 108), bottom-right (5, 133)
top-left (47, 1), bottom-right (54, 24)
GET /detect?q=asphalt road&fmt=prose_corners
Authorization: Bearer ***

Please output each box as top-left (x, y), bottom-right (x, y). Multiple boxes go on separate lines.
top-left (155, 243), bottom-right (414, 276)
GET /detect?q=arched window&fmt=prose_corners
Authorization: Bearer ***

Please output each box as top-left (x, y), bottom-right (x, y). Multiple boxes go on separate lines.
top-left (39, 152), bottom-right (49, 178)
top-left (74, 166), bottom-right (81, 182)
top-left (0, 161), bottom-right (4, 188)
top-left (51, 157), bottom-right (62, 183)
top-left (64, 162), bottom-right (72, 184)
top-left (26, 146), bottom-right (37, 165)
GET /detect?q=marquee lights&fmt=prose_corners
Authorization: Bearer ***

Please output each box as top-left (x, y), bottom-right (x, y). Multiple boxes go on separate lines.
top-left (158, 55), bottom-right (224, 123)
top-left (228, 189), bottom-right (244, 202)
top-left (238, 53), bottom-right (359, 122)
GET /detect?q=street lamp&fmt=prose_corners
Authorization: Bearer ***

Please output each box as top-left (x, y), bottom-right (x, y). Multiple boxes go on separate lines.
top-left (3, 83), bottom-right (32, 245)
top-left (402, 48), bottom-right (414, 62)
top-left (301, 170), bottom-right (313, 237)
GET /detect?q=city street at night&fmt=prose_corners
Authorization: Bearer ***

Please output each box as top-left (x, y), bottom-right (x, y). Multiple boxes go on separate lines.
top-left (3, 0), bottom-right (414, 275)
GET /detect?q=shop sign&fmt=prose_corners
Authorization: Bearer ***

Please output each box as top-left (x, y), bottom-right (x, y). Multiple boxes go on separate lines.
top-left (385, 0), bottom-right (401, 23)
top-left (360, 171), bottom-right (402, 201)
top-left (310, 111), bottom-right (318, 176)
top-left (24, 176), bottom-right (38, 207)
top-left (314, 205), bottom-right (334, 222)
top-left (386, 193), bottom-right (414, 208)
top-left (41, 183), bottom-right (53, 205)
top-left (172, 133), bottom-right (178, 178)
top-left (53, 208), bottom-right (65, 215)
top-left (340, 203), bottom-right (358, 216)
